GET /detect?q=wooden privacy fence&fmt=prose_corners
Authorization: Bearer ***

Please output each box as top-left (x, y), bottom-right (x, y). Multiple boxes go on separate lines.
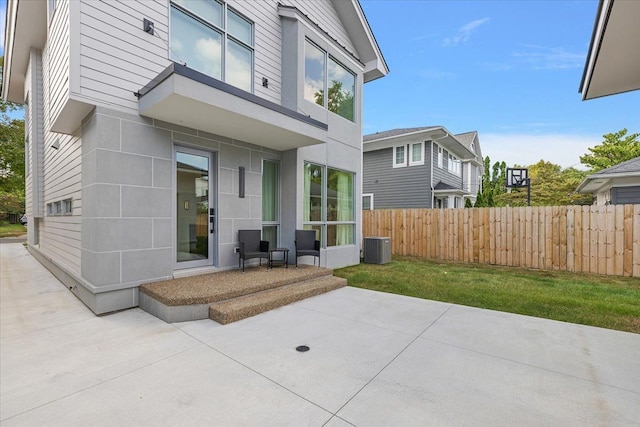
top-left (362, 205), bottom-right (640, 277)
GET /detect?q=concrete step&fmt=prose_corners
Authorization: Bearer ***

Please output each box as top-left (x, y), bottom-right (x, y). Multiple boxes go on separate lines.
top-left (209, 275), bottom-right (347, 324)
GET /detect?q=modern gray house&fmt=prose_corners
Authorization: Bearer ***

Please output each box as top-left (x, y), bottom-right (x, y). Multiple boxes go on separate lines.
top-left (362, 127), bottom-right (483, 209)
top-left (2, 0), bottom-right (388, 314)
top-left (576, 156), bottom-right (640, 205)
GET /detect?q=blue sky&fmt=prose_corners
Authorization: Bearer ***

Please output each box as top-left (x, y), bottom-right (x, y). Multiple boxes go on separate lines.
top-left (360, 0), bottom-right (639, 169)
top-left (1, 0), bottom-right (637, 169)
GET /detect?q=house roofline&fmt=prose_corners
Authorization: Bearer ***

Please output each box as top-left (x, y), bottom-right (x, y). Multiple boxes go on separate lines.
top-left (579, 0), bottom-right (609, 97)
top-left (364, 126), bottom-right (477, 159)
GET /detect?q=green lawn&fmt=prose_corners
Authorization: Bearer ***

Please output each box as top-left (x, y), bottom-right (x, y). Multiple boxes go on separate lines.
top-left (0, 222), bottom-right (27, 238)
top-left (335, 256), bottom-right (640, 334)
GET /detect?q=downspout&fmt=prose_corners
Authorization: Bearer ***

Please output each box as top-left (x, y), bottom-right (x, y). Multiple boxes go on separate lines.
top-left (430, 140), bottom-right (434, 208)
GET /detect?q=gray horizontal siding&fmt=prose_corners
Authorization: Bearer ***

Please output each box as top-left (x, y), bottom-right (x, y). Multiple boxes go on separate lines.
top-left (433, 144), bottom-right (462, 189)
top-left (41, 131), bottom-right (82, 274)
top-left (76, 0), bottom-right (355, 114)
top-left (47, 0), bottom-right (70, 133)
top-left (363, 147), bottom-right (431, 208)
top-left (611, 186), bottom-right (640, 204)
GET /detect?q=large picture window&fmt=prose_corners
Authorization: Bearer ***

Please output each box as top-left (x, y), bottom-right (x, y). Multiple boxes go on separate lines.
top-left (304, 162), bottom-right (355, 247)
top-left (170, 0), bottom-right (254, 92)
top-left (304, 39), bottom-right (356, 122)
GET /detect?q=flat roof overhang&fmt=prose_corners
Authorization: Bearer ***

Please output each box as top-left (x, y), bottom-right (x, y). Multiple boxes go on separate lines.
top-left (580, 0), bottom-right (640, 100)
top-left (576, 171), bottom-right (640, 193)
top-left (138, 63), bottom-right (328, 151)
top-left (433, 189), bottom-right (469, 196)
top-left (2, 0), bottom-right (47, 102)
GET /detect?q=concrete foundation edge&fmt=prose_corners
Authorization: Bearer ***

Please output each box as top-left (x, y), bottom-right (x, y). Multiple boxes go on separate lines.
top-left (139, 292), bottom-right (211, 323)
top-left (27, 245), bottom-right (139, 315)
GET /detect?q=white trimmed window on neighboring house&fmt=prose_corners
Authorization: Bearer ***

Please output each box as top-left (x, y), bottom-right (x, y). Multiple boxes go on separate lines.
top-left (362, 193), bottom-right (374, 210)
top-left (437, 144), bottom-right (443, 168)
top-left (393, 145), bottom-right (407, 168)
top-left (170, 0), bottom-right (254, 92)
top-left (409, 142), bottom-right (424, 166)
top-left (448, 153), bottom-right (460, 176)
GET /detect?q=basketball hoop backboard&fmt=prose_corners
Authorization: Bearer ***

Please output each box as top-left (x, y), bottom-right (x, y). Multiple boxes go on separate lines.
top-left (506, 168), bottom-right (528, 188)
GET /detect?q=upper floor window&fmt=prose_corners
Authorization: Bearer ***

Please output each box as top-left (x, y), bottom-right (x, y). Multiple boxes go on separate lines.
top-left (393, 145), bottom-right (406, 168)
top-left (409, 142), bottom-right (424, 166)
top-left (170, 0), bottom-right (254, 92)
top-left (448, 153), bottom-right (461, 176)
top-left (304, 39), bottom-right (356, 122)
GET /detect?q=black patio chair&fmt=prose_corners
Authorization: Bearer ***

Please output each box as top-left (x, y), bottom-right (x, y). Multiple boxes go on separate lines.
top-left (295, 229), bottom-right (320, 268)
top-left (238, 230), bottom-right (269, 272)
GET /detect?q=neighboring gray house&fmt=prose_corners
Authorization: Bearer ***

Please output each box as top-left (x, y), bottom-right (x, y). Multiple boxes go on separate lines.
top-left (2, 0), bottom-right (387, 314)
top-left (362, 127), bottom-right (482, 209)
top-left (576, 157), bottom-right (640, 205)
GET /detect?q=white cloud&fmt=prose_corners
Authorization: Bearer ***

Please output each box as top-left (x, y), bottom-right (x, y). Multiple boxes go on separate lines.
top-left (443, 17), bottom-right (490, 47)
top-left (512, 44), bottom-right (585, 70)
top-left (304, 77), bottom-right (323, 101)
top-left (420, 68), bottom-right (455, 79)
top-left (481, 133), bottom-right (602, 169)
top-left (194, 36), bottom-right (222, 78)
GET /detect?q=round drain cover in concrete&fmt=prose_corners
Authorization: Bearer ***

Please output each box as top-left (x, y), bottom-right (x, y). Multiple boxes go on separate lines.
top-left (296, 345), bottom-right (310, 352)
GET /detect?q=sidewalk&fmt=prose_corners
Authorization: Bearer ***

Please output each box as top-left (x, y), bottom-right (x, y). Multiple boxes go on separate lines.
top-left (1, 243), bottom-right (639, 426)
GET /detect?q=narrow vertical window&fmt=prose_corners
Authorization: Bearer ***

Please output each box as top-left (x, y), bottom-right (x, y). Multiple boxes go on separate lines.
top-left (327, 57), bottom-right (355, 121)
top-left (393, 145), bottom-right (406, 168)
top-left (327, 168), bottom-right (354, 246)
top-left (262, 159), bottom-right (279, 249)
top-left (303, 162), bottom-right (324, 246)
top-left (226, 9), bottom-right (253, 92)
top-left (304, 40), bottom-right (325, 107)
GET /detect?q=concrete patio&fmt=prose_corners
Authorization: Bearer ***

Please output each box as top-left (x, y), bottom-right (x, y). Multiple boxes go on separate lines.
top-left (1, 242), bottom-right (639, 426)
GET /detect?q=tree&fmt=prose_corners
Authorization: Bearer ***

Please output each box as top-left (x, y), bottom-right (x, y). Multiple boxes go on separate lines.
top-left (314, 80), bottom-right (354, 121)
top-left (0, 56), bottom-right (26, 217)
top-left (580, 128), bottom-right (640, 172)
top-left (497, 160), bottom-right (593, 206)
top-left (474, 156), bottom-right (506, 207)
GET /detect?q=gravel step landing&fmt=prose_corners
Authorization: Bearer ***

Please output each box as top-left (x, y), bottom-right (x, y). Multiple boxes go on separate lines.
top-left (140, 265), bottom-right (332, 306)
top-left (209, 276), bottom-right (347, 324)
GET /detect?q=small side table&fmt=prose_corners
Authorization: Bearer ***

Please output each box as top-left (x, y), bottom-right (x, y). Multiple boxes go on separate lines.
top-left (269, 248), bottom-right (289, 269)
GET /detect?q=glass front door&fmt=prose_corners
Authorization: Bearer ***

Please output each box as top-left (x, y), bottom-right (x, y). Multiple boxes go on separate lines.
top-left (175, 147), bottom-right (215, 269)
